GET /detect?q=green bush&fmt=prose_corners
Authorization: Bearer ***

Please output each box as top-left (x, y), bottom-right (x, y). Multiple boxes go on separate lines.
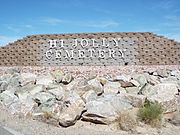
top-left (138, 100), bottom-right (163, 127)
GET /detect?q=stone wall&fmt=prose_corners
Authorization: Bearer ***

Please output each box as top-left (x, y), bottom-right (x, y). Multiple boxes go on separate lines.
top-left (0, 32), bottom-right (179, 66)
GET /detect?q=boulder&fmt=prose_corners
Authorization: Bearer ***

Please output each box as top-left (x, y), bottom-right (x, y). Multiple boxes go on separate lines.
top-left (15, 84), bottom-right (45, 101)
top-left (0, 90), bottom-right (18, 106)
top-left (168, 112), bottom-right (180, 126)
top-left (103, 81), bottom-right (121, 94)
top-left (87, 78), bottom-right (103, 95)
top-left (58, 91), bottom-right (85, 127)
top-left (33, 98), bottom-right (63, 118)
top-left (82, 90), bottom-right (97, 103)
top-left (147, 83), bottom-right (178, 113)
top-left (62, 73), bottom-right (73, 84)
top-left (8, 97), bottom-right (37, 115)
top-left (144, 74), bottom-right (160, 85)
top-left (51, 70), bottom-right (64, 83)
top-left (82, 94), bottom-right (132, 124)
top-left (58, 103), bottom-right (84, 127)
top-left (156, 69), bottom-right (170, 78)
top-left (125, 87), bottom-right (139, 95)
top-left (133, 74), bottom-right (147, 88)
top-left (36, 75), bottom-right (53, 87)
top-left (118, 80), bottom-right (134, 88)
top-left (48, 86), bottom-right (65, 101)
top-left (119, 93), bottom-right (146, 107)
top-left (171, 70), bottom-right (180, 80)
top-left (0, 81), bottom-right (8, 93)
top-left (113, 75), bottom-right (131, 82)
top-left (65, 78), bottom-right (88, 91)
top-left (33, 92), bottom-right (55, 104)
top-left (20, 73), bottom-right (37, 86)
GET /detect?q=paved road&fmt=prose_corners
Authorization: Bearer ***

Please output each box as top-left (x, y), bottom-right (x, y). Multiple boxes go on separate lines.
top-left (0, 126), bottom-right (24, 135)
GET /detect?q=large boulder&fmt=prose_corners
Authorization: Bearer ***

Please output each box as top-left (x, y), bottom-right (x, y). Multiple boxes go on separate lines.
top-left (133, 74), bottom-right (147, 88)
top-left (0, 90), bottom-right (18, 106)
top-left (62, 73), bottom-right (73, 84)
top-left (8, 97), bottom-right (38, 115)
top-left (147, 83), bottom-right (178, 113)
top-left (82, 90), bottom-right (97, 103)
top-left (36, 75), bottom-right (53, 87)
top-left (58, 91), bottom-right (85, 127)
top-left (20, 73), bottom-right (37, 86)
top-left (51, 70), bottom-right (65, 83)
top-left (48, 86), bottom-right (65, 101)
top-left (82, 94), bottom-right (132, 124)
top-left (87, 78), bottom-right (103, 95)
top-left (119, 93), bottom-right (146, 107)
top-left (125, 87), bottom-right (139, 95)
top-left (33, 92), bottom-right (55, 104)
top-left (0, 81), bottom-right (8, 93)
top-left (168, 112), bottom-right (180, 126)
top-left (15, 84), bottom-right (45, 101)
top-left (103, 81), bottom-right (121, 94)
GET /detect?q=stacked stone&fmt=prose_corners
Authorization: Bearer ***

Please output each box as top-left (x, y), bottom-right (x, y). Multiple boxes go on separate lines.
top-left (0, 32), bottom-right (179, 66)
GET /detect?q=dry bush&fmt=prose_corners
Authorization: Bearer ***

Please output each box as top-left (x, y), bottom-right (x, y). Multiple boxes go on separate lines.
top-left (115, 111), bottom-right (137, 133)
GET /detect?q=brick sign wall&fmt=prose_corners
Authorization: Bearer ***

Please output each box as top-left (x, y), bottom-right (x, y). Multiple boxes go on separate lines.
top-left (0, 32), bottom-right (179, 66)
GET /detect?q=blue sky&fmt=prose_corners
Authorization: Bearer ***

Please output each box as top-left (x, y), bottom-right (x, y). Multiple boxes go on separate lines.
top-left (0, 0), bottom-right (180, 45)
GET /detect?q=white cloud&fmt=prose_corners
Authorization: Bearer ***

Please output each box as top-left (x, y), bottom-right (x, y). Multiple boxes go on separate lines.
top-left (0, 36), bottom-right (20, 46)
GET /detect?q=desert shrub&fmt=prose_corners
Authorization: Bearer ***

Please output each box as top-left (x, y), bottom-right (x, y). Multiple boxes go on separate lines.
top-left (115, 111), bottom-right (137, 133)
top-left (138, 100), bottom-right (163, 127)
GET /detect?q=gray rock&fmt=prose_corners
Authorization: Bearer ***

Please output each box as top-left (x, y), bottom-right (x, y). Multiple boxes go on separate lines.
top-left (0, 81), bottom-right (8, 93)
top-left (82, 90), bottom-right (97, 103)
top-left (0, 90), bottom-right (18, 106)
top-left (133, 74), bottom-right (147, 88)
top-left (8, 97), bottom-right (37, 115)
top-left (156, 69), bottom-right (170, 78)
top-left (58, 91), bottom-right (85, 127)
top-left (130, 79), bottom-right (140, 87)
top-left (171, 70), bottom-right (180, 80)
top-left (33, 92), bottom-right (55, 104)
top-left (20, 73), bottom-right (37, 86)
top-left (147, 83), bottom-right (178, 113)
top-left (160, 77), bottom-right (179, 87)
top-left (144, 74), bottom-right (160, 85)
top-left (33, 98), bottom-right (63, 118)
top-left (125, 87), bottom-right (139, 95)
top-left (104, 81), bottom-right (121, 94)
top-left (119, 93), bottom-right (146, 107)
top-left (62, 73), bottom-right (73, 84)
top-left (113, 75), bottom-right (131, 82)
top-left (168, 112), bottom-right (180, 126)
top-left (88, 78), bottom-right (103, 95)
top-left (58, 103), bottom-right (84, 127)
top-left (82, 94), bottom-right (132, 124)
top-left (48, 86), bottom-right (65, 101)
top-left (118, 80), bottom-right (134, 88)
top-left (51, 70), bottom-right (64, 83)
top-left (36, 75), bottom-right (53, 87)
top-left (15, 84), bottom-right (45, 101)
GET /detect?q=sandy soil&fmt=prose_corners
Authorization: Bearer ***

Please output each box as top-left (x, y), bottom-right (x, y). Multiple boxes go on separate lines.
top-left (0, 104), bottom-right (129, 135)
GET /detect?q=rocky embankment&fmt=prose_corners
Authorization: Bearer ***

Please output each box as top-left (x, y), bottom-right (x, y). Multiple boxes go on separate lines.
top-left (0, 67), bottom-right (180, 134)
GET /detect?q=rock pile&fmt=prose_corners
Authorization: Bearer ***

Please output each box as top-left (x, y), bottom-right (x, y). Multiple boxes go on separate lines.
top-left (0, 68), bottom-right (180, 128)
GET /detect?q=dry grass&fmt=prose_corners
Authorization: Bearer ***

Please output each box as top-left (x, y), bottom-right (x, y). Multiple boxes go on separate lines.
top-left (115, 111), bottom-right (137, 133)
